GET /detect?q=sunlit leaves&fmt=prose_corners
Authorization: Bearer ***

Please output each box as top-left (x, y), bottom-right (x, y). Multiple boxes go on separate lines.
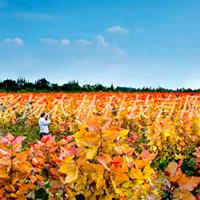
top-left (59, 156), bottom-right (79, 183)
top-left (165, 161), bottom-right (200, 198)
top-left (0, 92), bottom-right (200, 199)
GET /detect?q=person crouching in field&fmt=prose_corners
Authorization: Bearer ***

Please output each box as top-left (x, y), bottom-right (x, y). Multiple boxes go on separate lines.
top-left (39, 112), bottom-right (51, 139)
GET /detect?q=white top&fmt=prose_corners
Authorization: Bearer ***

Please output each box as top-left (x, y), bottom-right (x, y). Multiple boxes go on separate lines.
top-left (38, 117), bottom-right (51, 134)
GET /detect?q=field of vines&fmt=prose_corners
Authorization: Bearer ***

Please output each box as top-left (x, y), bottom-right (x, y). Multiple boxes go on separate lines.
top-left (0, 92), bottom-right (200, 200)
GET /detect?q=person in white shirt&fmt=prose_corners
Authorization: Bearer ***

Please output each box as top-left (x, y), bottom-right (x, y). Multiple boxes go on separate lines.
top-left (38, 112), bottom-right (51, 139)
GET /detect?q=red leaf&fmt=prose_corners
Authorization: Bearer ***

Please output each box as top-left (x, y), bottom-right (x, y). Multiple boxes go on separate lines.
top-left (179, 176), bottom-right (200, 191)
top-left (97, 154), bottom-right (111, 171)
top-left (110, 157), bottom-right (123, 166)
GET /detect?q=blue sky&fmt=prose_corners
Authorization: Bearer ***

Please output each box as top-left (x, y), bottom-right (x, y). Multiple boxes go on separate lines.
top-left (0, 0), bottom-right (200, 88)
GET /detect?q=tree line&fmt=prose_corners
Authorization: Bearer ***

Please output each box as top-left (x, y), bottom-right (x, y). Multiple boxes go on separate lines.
top-left (0, 78), bottom-right (199, 92)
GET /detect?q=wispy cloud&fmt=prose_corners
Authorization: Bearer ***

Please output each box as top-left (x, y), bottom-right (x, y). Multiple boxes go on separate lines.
top-left (76, 39), bottom-right (93, 45)
top-left (40, 38), bottom-right (59, 45)
top-left (96, 35), bottom-right (126, 56)
top-left (106, 26), bottom-right (130, 34)
top-left (97, 35), bottom-right (109, 47)
top-left (61, 39), bottom-right (70, 46)
top-left (40, 35), bottom-right (125, 56)
top-left (111, 46), bottom-right (126, 56)
top-left (4, 37), bottom-right (24, 46)
top-left (40, 38), bottom-right (70, 46)
top-left (14, 12), bottom-right (54, 20)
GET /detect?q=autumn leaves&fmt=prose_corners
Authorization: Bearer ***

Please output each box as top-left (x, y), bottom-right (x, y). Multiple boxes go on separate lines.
top-left (0, 92), bottom-right (200, 199)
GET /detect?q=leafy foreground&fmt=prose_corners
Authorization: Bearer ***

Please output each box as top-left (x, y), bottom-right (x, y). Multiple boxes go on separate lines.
top-left (0, 92), bottom-right (200, 199)
top-left (0, 130), bottom-right (199, 200)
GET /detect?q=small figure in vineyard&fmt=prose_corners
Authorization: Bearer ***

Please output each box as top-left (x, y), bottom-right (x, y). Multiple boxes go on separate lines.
top-left (38, 112), bottom-right (51, 139)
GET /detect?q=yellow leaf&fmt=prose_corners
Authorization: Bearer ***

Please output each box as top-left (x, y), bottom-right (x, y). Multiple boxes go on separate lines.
top-left (65, 169), bottom-right (78, 184)
top-left (0, 166), bottom-right (9, 179)
top-left (102, 130), bottom-right (118, 142)
top-left (173, 188), bottom-right (196, 200)
top-left (163, 130), bottom-right (171, 139)
top-left (130, 167), bottom-right (144, 180)
top-left (74, 130), bottom-right (101, 148)
top-left (90, 163), bottom-right (105, 189)
top-left (143, 165), bottom-right (155, 179)
top-left (86, 147), bottom-right (98, 160)
top-left (119, 130), bottom-right (129, 138)
top-left (14, 162), bottom-right (32, 174)
top-left (132, 160), bottom-right (147, 169)
top-left (59, 156), bottom-right (79, 183)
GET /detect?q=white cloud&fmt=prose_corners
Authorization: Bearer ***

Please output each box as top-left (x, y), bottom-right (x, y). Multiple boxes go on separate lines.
top-left (96, 35), bottom-right (108, 47)
top-left (14, 12), bottom-right (54, 20)
top-left (106, 26), bottom-right (130, 34)
top-left (39, 36), bottom-right (125, 56)
top-left (4, 37), bottom-right (24, 46)
top-left (40, 38), bottom-right (59, 45)
top-left (40, 38), bottom-right (70, 46)
top-left (76, 39), bottom-right (93, 45)
top-left (96, 35), bottom-right (126, 56)
top-left (61, 39), bottom-right (70, 46)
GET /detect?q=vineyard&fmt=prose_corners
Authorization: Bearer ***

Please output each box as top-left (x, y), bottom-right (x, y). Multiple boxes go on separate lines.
top-left (0, 92), bottom-right (200, 200)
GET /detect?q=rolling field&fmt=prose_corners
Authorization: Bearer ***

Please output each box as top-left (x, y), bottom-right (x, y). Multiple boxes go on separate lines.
top-left (0, 92), bottom-right (200, 199)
